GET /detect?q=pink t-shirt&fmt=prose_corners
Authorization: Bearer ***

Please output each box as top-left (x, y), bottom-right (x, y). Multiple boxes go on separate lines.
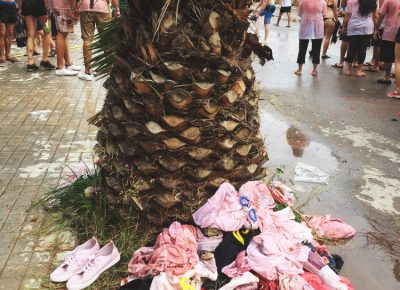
top-left (379, 0), bottom-right (400, 42)
top-left (50, 0), bottom-right (70, 10)
top-left (298, 0), bottom-right (327, 39)
top-left (79, 0), bottom-right (110, 14)
top-left (346, 0), bottom-right (376, 36)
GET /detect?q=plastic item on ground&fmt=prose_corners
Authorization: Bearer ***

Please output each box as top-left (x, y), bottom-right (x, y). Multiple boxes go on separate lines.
top-left (218, 271), bottom-right (259, 290)
top-left (302, 272), bottom-right (354, 290)
top-left (128, 222), bottom-right (198, 279)
top-left (193, 181), bottom-right (276, 232)
top-left (149, 257), bottom-right (218, 290)
top-left (221, 251), bottom-right (251, 278)
top-left (50, 237), bottom-right (100, 282)
top-left (66, 241), bottom-right (121, 290)
top-left (294, 162), bottom-right (329, 184)
top-left (304, 215), bottom-right (356, 240)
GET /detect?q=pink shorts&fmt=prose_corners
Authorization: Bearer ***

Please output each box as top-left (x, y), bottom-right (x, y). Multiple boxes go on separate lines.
top-left (52, 9), bottom-right (77, 33)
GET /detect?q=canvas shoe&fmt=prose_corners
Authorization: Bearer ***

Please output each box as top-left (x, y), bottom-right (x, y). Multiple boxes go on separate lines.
top-left (56, 67), bottom-right (79, 76)
top-left (50, 237), bottom-right (100, 283)
top-left (78, 72), bottom-right (95, 81)
top-left (66, 64), bottom-right (82, 71)
top-left (66, 241), bottom-right (121, 290)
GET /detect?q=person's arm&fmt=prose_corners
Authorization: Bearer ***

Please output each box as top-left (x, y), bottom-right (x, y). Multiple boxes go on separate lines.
top-left (342, 11), bottom-right (351, 33)
top-left (16, 0), bottom-right (22, 14)
top-left (111, 0), bottom-right (120, 16)
top-left (333, 0), bottom-right (339, 21)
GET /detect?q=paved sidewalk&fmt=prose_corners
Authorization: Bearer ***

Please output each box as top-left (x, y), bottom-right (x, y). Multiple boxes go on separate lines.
top-left (0, 33), bottom-right (105, 289)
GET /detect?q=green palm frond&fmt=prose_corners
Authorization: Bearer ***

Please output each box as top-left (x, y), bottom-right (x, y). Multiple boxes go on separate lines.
top-left (90, 17), bottom-right (122, 78)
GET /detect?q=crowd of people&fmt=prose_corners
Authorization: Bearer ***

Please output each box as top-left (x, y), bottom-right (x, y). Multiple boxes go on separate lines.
top-left (0, 0), bottom-right (120, 80)
top-left (252, 0), bottom-right (400, 98)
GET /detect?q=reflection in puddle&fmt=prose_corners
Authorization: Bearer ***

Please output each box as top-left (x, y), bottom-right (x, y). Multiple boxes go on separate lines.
top-left (259, 109), bottom-right (338, 175)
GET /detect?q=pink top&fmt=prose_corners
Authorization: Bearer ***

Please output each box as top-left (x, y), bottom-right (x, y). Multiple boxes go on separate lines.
top-left (379, 0), bottom-right (400, 42)
top-left (79, 0), bottom-right (110, 14)
top-left (346, 0), bottom-right (375, 36)
top-left (298, 0), bottom-right (327, 39)
top-left (50, 0), bottom-right (70, 10)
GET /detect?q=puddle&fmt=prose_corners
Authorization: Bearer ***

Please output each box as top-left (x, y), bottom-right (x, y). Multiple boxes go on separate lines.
top-left (259, 109), bottom-right (338, 184)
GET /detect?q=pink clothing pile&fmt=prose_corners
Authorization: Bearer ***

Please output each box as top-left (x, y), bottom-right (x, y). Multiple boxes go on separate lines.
top-left (304, 215), bottom-right (356, 240)
top-left (128, 222), bottom-right (199, 278)
top-left (222, 251), bottom-right (252, 278)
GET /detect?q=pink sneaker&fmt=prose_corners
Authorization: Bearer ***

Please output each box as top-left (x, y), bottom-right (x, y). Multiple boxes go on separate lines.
top-left (66, 241), bottom-right (121, 290)
top-left (50, 237), bottom-right (100, 282)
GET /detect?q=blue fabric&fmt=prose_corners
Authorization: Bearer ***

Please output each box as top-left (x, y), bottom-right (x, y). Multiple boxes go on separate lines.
top-left (0, 1), bottom-right (16, 5)
top-left (259, 4), bottom-right (276, 24)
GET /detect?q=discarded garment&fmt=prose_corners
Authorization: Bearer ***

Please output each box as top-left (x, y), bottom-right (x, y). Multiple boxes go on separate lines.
top-left (278, 274), bottom-right (313, 290)
top-left (221, 251), bottom-right (252, 278)
top-left (218, 271), bottom-right (259, 290)
top-left (247, 232), bottom-right (310, 281)
top-left (270, 181), bottom-right (296, 207)
top-left (294, 162), bottom-right (329, 184)
top-left (128, 222), bottom-right (198, 278)
top-left (304, 215), bottom-right (356, 240)
top-left (149, 257), bottom-right (218, 290)
top-left (215, 229), bottom-right (260, 278)
top-left (193, 181), bottom-right (276, 232)
top-left (302, 272), bottom-right (354, 290)
top-left (196, 228), bottom-right (223, 252)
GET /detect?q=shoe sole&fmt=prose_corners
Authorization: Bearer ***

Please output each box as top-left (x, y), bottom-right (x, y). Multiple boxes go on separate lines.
top-left (66, 255), bottom-right (120, 290)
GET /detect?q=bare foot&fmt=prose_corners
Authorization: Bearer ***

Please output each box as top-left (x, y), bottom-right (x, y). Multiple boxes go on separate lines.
top-left (311, 70), bottom-right (318, 76)
top-left (355, 71), bottom-right (366, 77)
top-left (294, 70), bottom-right (302, 75)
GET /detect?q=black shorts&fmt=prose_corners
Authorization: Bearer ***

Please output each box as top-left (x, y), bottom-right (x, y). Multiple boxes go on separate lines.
top-left (22, 0), bottom-right (47, 17)
top-left (0, 3), bottom-right (18, 24)
top-left (396, 27), bottom-right (400, 44)
top-left (280, 6), bottom-right (292, 13)
top-left (380, 40), bottom-right (395, 63)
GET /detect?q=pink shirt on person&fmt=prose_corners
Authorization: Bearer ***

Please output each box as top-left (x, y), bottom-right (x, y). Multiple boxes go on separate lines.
top-left (379, 0), bottom-right (400, 42)
top-left (298, 0), bottom-right (327, 39)
top-left (79, 0), bottom-right (110, 14)
top-left (346, 0), bottom-right (375, 36)
top-left (49, 0), bottom-right (70, 10)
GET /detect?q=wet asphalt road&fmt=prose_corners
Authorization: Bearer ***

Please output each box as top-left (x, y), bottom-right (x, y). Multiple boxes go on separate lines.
top-left (256, 18), bottom-right (400, 289)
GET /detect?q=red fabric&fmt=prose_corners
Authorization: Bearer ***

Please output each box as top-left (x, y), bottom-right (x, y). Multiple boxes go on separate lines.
top-left (257, 274), bottom-right (279, 290)
top-left (302, 272), bottom-right (354, 290)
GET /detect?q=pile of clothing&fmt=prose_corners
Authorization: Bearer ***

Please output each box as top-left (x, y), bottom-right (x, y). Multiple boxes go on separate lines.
top-left (120, 181), bottom-right (356, 290)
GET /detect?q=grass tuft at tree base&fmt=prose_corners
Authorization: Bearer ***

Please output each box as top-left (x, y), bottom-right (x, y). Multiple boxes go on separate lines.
top-left (36, 172), bottom-right (157, 290)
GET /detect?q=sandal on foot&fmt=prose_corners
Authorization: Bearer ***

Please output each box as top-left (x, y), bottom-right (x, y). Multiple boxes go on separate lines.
top-left (377, 78), bottom-right (392, 85)
top-left (6, 56), bottom-right (20, 63)
top-left (355, 72), bottom-right (366, 77)
top-left (364, 66), bottom-right (379, 72)
top-left (363, 62), bottom-right (373, 67)
top-left (332, 63), bottom-right (343, 68)
top-left (321, 55), bottom-right (331, 59)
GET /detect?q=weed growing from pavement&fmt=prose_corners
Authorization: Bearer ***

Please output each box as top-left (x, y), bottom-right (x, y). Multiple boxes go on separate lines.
top-left (36, 172), bottom-right (156, 289)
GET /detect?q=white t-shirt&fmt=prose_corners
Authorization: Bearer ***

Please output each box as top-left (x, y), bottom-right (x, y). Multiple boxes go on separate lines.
top-left (282, 0), bottom-right (292, 7)
top-left (346, 0), bottom-right (375, 36)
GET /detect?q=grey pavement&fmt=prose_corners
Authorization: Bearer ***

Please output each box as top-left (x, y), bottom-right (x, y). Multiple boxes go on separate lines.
top-left (0, 31), bottom-right (104, 289)
top-left (0, 16), bottom-right (399, 290)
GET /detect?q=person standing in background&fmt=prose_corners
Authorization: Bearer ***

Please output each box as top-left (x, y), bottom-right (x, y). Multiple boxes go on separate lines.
top-left (321, 0), bottom-right (339, 59)
top-left (275, 0), bottom-right (292, 27)
top-left (0, 0), bottom-right (20, 65)
top-left (387, 27), bottom-right (400, 98)
top-left (78, 0), bottom-right (120, 81)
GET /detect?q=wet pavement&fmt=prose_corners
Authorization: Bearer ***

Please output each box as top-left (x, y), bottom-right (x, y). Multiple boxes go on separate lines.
top-left (0, 15), bottom-right (399, 290)
top-left (257, 20), bottom-right (400, 289)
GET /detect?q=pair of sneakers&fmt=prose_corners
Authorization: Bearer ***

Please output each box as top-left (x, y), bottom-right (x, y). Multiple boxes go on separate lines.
top-left (50, 238), bottom-right (120, 290)
top-left (56, 65), bottom-right (82, 76)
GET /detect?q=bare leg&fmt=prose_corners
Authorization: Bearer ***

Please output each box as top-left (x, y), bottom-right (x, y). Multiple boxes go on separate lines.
top-left (340, 40), bottom-right (348, 64)
top-left (0, 23), bottom-right (5, 62)
top-left (311, 63), bottom-right (318, 76)
top-left (276, 12), bottom-right (282, 25)
top-left (83, 39), bottom-right (92, 74)
top-left (4, 24), bottom-right (15, 60)
top-left (355, 64), bottom-right (366, 77)
top-left (64, 35), bottom-right (72, 66)
top-left (322, 19), bottom-right (335, 57)
top-left (287, 12), bottom-right (291, 27)
top-left (382, 62), bottom-right (392, 80)
top-left (264, 23), bottom-right (269, 45)
top-left (38, 16), bottom-right (50, 62)
top-left (25, 16), bottom-right (37, 65)
top-left (395, 44), bottom-right (400, 92)
top-left (56, 32), bottom-right (67, 69)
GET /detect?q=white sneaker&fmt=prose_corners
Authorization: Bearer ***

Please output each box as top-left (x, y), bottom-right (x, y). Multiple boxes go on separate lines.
top-left (67, 64), bottom-right (81, 71)
top-left (56, 67), bottom-right (79, 76)
top-left (78, 72), bottom-right (95, 81)
top-left (66, 241), bottom-right (120, 290)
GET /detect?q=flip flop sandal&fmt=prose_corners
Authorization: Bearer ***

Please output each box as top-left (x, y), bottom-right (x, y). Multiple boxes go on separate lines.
top-left (332, 63), bottom-right (343, 68)
top-left (377, 79), bottom-right (392, 85)
top-left (7, 56), bottom-right (20, 63)
top-left (321, 55), bottom-right (331, 59)
top-left (364, 67), bottom-right (379, 72)
top-left (363, 62), bottom-right (373, 67)
top-left (389, 73), bottom-right (395, 78)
